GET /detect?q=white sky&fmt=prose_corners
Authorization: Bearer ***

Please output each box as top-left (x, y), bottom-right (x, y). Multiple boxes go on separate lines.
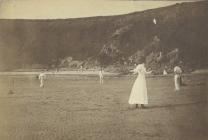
top-left (0, 0), bottom-right (198, 19)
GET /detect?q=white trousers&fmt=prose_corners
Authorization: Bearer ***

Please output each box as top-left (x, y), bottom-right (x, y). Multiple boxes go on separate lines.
top-left (40, 79), bottom-right (44, 87)
top-left (174, 74), bottom-right (180, 91)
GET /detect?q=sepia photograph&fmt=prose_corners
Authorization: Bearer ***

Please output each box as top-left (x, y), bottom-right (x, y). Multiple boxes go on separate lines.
top-left (0, 0), bottom-right (207, 140)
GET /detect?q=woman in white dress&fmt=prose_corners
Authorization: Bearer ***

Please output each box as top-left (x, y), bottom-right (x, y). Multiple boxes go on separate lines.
top-left (129, 60), bottom-right (151, 108)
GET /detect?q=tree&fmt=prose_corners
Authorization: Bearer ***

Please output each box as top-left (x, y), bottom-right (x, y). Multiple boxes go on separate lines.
top-left (98, 43), bottom-right (121, 68)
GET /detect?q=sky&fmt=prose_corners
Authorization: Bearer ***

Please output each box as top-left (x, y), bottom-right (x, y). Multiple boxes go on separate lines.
top-left (0, 0), bottom-right (199, 19)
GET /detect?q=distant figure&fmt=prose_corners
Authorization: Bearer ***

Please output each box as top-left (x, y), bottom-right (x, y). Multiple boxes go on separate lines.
top-left (99, 68), bottom-right (104, 84)
top-left (174, 66), bottom-right (182, 91)
top-left (178, 61), bottom-right (184, 86)
top-left (39, 72), bottom-right (46, 88)
top-left (153, 18), bottom-right (157, 25)
top-left (129, 58), bottom-right (152, 109)
top-left (163, 69), bottom-right (168, 75)
top-left (80, 65), bottom-right (83, 72)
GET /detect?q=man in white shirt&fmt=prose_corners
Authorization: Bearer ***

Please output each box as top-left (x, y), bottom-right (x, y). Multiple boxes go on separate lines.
top-left (99, 68), bottom-right (104, 84)
top-left (39, 71), bottom-right (46, 88)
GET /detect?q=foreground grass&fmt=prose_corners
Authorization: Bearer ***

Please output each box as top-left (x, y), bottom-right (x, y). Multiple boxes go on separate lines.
top-left (0, 74), bottom-right (207, 140)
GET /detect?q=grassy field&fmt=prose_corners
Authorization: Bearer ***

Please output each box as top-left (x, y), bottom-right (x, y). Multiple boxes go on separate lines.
top-left (0, 74), bottom-right (207, 140)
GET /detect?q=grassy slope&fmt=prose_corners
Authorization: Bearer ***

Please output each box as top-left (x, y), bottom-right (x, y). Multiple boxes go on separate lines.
top-left (0, 1), bottom-right (207, 71)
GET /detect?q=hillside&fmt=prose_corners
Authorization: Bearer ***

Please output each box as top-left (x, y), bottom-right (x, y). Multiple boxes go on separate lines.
top-left (0, 1), bottom-right (207, 73)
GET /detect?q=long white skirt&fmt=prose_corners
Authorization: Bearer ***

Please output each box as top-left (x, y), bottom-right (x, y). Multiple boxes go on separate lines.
top-left (128, 74), bottom-right (148, 104)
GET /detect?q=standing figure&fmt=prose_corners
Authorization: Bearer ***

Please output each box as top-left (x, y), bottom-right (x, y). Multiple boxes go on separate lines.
top-left (129, 59), bottom-right (152, 108)
top-left (174, 66), bottom-right (182, 91)
top-left (153, 18), bottom-right (157, 25)
top-left (163, 69), bottom-right (168, 75)
top-left (39, 72), bottom-right (46, 88)
top-left (80, 65), bottom-right (83, 72)
top-left (99, 68), bottom-right (104, 84)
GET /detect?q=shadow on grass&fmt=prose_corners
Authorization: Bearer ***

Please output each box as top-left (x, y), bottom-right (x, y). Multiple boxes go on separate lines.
top-left (123, 101), bottom-right (207, 111)
top-left (146, 101), bottom-right (207, 110)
